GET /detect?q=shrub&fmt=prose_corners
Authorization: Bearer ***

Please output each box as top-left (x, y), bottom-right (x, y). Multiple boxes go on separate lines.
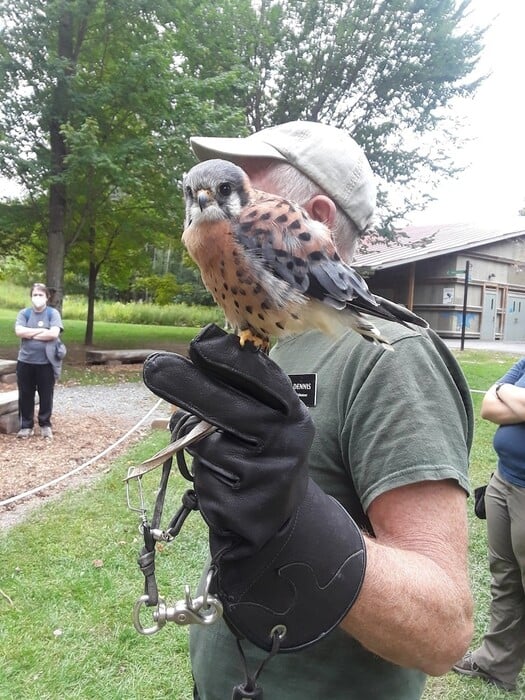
top-left (0, 282), bottom-right (223, 327)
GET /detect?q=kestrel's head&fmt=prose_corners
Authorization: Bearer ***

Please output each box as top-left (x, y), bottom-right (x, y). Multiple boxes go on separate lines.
top-left (183, 159), bottom-right (253, 227)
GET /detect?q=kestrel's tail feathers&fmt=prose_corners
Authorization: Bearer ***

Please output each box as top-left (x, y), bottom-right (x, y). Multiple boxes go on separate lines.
top-left (299, 252), bottom-right (428, 334)
top-left (348, 294), bottom-right (428, 331)
top-left (372, 295), bottom-right (429, 329)
top-left (344, 296), bottom-right (429, 348)
top-left (308, 294), bottom-right (429, 349)
top-left (348, 313), bottom-right (395, 350)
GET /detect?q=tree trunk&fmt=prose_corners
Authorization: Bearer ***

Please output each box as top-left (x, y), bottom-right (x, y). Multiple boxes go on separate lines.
top-left (84, 260), bottom-right (97, 346)
top-left (47, 9), bottom-right (74, 312)
top-left (47, 181), bottom-right (67, 311)
top-left (84, 225), bottom-right (98, 346)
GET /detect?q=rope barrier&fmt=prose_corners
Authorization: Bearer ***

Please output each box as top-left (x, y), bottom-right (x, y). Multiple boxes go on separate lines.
top-left (0, 398), bottom-right (164, 508)
top-left (0, 386), bottom-right (492, 509)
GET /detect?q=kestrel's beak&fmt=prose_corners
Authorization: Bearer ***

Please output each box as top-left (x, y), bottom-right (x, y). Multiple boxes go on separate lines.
top-left (197, 189), bottom-right (214, 211)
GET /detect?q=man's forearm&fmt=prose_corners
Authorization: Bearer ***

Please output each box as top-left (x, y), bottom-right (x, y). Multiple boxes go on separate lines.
top-left (494, 383), bottom-right (525, 420)
top-left (339, 481), bottom-right (472, 676)
top-left (340, 538), bottom-right (473, 676)
top-left (480, 386), bottom-right (522, 424)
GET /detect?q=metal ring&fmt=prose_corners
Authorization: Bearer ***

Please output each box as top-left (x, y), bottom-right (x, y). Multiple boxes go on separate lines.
top-left (270, 624), bottom-right (287, 641)
top-left (201, 568), bottom-right (215, 609)
top-left (132, 595), bottom-right (164, 635)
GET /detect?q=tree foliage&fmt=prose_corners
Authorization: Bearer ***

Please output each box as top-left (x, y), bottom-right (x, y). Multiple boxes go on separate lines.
top-left (172, 0), bottom-right (486, 221)
top-left (0, 0), bottom-right (245, 339)
top-left (0, 0), bottom-right (486, 335)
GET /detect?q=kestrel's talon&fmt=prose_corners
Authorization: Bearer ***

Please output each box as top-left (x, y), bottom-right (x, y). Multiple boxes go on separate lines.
top-left (238, 329), bottom-right (269, 352)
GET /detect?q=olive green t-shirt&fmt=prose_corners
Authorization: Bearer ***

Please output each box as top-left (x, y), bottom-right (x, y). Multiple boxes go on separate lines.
top-left (190, 321), bottom-right (472, 700)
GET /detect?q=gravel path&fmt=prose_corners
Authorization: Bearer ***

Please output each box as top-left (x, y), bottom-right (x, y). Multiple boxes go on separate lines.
top-left (54, 381), bottom-right (166, 425)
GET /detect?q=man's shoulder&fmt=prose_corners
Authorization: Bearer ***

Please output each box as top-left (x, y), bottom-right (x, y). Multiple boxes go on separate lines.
top-left (48, 306), bottom-right (63, 326)
top-left (372, 316), bottom-right (429, 345)
top-left (272, 318), bottom-right (439, 360)
top-left (16, 307), bottom-right (32, 325)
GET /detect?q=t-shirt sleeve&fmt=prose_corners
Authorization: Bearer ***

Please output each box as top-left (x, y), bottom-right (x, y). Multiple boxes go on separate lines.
top-left (49, 308), bottom-right (64, 331)
top-left (341, 333), bottom-right (471, 511)
top-left (15, 309), bottom-right (27, 327)
top-left (499, 357), bottom-right (525, 385)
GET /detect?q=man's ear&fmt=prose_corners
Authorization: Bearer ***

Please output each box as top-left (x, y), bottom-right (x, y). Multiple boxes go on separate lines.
top-left (304, 195), bottom-right (337, 227)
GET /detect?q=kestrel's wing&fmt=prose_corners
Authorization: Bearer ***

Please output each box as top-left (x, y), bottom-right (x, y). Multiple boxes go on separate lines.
top-left (235, 194), bottom-right (420, 327)
top-left (352, 293), bottom-right (429, 328)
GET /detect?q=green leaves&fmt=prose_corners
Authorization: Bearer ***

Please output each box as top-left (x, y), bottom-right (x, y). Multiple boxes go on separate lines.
top-left (0, 0), bottom-right (486, 310)
top-left (0, 0), bottom-right (247, 322)
top-left (158, 0), bottom-right (486, 222)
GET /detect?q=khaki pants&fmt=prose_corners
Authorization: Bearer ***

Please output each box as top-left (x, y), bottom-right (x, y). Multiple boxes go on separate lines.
top-left (473, 470), bottom-right (525, 685)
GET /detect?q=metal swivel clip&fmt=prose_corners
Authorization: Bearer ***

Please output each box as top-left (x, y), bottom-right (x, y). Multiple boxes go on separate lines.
top-left (132, 569), bottom-right (223, 635)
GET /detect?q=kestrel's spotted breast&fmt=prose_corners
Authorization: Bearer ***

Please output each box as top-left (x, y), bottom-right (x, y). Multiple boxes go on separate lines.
top-left (183, 200), bottom-right (308, 343)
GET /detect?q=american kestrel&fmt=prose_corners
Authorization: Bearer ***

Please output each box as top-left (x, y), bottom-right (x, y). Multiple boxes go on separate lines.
top-left (182, 159), bottom-right (427, 351)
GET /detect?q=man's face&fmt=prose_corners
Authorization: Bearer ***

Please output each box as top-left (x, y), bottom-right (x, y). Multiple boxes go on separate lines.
top-left (31, 291), bottom-right (47, 308)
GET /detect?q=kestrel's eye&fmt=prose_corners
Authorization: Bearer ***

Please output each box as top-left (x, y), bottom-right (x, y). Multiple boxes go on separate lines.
top-left (185, 186), bottom-right (193, 199)
top-left (219, 182), bottom-right (232, 197)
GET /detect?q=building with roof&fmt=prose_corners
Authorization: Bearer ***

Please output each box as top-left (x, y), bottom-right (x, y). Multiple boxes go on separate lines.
top-left (353, 219), bottom-right (525, 341)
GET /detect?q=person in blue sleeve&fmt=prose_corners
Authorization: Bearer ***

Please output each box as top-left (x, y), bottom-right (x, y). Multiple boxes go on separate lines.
top-left (454, 357), bottom-right (525, 693)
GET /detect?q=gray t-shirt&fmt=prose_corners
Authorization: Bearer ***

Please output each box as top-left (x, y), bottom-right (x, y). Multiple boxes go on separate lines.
top-left (16, 306), bottom-right (63, 365)
top-left (190, 320), bottom-right (473, 700)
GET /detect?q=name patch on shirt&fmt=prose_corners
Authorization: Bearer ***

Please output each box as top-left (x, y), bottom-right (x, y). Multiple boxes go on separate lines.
top-left (289, 373), bottom-right (317, 407)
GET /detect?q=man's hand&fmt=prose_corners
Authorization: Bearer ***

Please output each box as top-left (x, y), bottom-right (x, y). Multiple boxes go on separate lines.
top-left (143, 324), bottom-right (366, 652)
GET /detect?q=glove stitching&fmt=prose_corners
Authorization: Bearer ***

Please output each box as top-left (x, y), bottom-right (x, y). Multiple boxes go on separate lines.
top-left (223, 506), bottom-right (301, 604)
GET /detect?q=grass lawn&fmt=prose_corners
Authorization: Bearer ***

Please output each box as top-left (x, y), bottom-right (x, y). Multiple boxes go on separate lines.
top-left (0, 308), bottom-right (202, 352)
top-left (0, 308), bottom-right (206, 384)
top-left (0, 433), bottom-right (206, 699)
top-left (1, 346), bottom-right (524, 699)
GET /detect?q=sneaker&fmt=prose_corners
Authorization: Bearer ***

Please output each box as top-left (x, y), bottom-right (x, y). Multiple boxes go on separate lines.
top-left (16, 428), bottom-right (34, 439)
top-left (452, 651), bottom-right (516, 692)
top-left (40, 426), bottom-right (53, 439)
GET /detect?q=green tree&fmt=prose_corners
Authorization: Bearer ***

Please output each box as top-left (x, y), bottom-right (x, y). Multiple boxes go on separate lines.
top-left (172, 0), bottom-right (486, 223)
top-left (0, 0), bottom-right (486, 325)
top-left (0, 0), bottom-right (245, 340)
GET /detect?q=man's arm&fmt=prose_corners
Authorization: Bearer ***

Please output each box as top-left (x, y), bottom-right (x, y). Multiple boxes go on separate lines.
top-left (15, 324), bottom-right (61, 341)
top-left (490, 382), bottom-right (525, 421)
top-left (340, 479), bottom-right (472, 676)
top-left (480, 383), bottom-right (525, 424)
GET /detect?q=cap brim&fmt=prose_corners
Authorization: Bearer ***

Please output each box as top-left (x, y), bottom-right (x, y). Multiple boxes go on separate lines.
top-left (190, 135), bottom-right (288, 163)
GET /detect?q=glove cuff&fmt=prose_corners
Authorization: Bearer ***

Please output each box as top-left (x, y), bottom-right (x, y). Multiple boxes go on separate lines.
top-left (211, 478), bottom-right (366, 652)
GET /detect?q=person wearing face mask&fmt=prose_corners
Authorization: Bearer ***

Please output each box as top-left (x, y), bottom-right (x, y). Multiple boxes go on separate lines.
top-left (14, 283), bottom-right (64, 439)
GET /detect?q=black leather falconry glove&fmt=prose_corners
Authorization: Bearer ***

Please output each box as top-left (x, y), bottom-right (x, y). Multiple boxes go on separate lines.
top-left (143, 324), bottom-right (366, 652)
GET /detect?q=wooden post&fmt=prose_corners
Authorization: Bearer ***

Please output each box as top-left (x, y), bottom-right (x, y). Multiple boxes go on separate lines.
top-left (460, 261), bottom-right (471, 351)
top-left (407, 262), bottom-right (416, 310)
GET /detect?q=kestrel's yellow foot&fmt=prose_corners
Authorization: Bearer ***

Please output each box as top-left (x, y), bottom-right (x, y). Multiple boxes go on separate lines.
top-left (238, 329), bottom-right (269, 352)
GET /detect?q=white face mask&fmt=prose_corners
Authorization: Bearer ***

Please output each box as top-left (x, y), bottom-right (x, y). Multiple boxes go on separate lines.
top-left (31, 293), bottom-right (47, 309)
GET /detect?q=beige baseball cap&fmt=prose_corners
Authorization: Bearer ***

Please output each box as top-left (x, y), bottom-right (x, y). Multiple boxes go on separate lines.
top-left (190, 121), bottom-right (376, 234)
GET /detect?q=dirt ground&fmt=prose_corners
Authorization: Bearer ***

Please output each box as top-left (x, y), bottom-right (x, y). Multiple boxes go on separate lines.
top-left (0, 363), bottom-right (168, 530)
